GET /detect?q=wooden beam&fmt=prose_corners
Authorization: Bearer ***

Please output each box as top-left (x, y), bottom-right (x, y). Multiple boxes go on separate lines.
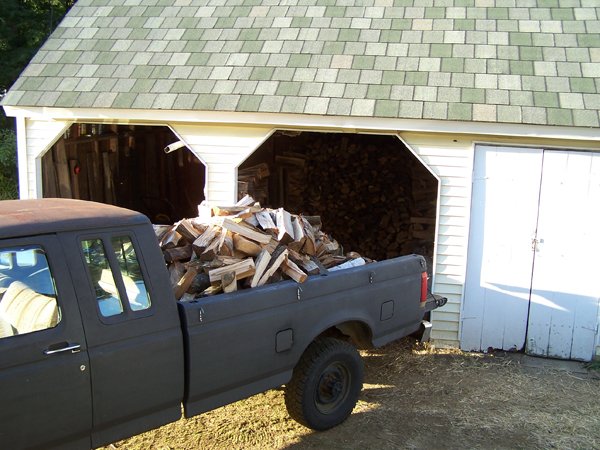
top-left (102, 152), bottom-right (115, 204)
top-left (68, 159), bottom-right (80, 199)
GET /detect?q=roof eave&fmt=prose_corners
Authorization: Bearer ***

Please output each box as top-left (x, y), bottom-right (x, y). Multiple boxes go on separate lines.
top-left (3, 105), bottom-right (600, 142)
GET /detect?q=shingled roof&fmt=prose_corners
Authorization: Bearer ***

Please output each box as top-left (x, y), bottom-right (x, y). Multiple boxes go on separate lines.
top-left (3, 0), bottom-right (600, 127)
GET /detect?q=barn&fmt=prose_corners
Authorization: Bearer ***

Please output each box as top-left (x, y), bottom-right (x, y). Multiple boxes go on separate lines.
top-left (2, 0), bottom-right (599, 360)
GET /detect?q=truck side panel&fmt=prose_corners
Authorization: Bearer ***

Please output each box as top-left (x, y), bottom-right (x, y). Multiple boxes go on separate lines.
top-left (180, 254), bottom-right (425, 417)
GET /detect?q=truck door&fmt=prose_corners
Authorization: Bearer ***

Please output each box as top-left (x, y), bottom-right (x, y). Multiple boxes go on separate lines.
top-left (62, 229), bottom-right (184, 448)
top-left (0, 236), bottom-right (92, 450)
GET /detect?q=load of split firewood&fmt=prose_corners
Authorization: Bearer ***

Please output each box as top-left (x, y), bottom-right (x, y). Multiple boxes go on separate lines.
top-left (153, 196), bottom-right (373, 301)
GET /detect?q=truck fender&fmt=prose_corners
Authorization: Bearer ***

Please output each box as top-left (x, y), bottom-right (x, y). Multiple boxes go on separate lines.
top-left (298, 317), bottom-right (375, 360)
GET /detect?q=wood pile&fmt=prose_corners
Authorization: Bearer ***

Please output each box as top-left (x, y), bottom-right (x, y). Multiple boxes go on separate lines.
top-left (266, 133), bottom-right (437, 262)
top-left (154, 196), bottom-right (372, 301)
top-left (238, 163), bottom-right (270, 206)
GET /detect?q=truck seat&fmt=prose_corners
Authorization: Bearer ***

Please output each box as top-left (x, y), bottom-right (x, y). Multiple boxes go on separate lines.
top-left (0, 281), bottom-right (59, 336)
top-left (0, 314), bottom-right (16, 338)
top-left (0, 273), bottom-right (14, 288)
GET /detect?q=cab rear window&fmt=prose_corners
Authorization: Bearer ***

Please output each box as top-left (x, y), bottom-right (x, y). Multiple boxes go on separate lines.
top-left (81, 236), bottom-right (151, 319)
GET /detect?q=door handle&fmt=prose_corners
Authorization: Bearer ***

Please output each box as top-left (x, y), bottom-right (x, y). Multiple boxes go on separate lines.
top-left (44, 343), bottom-right (81, 355)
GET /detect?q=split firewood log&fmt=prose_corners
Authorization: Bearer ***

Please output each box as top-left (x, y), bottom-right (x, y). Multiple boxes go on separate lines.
top-left (221, 271), bottom-right (237, 293)
top-left (163, 244), bottom-right (193, 263)
top-left (192, 226), bottom-right (221, 256)
top-left (233, 234), bottom-right (262, 256)
top-left (208, 258), bottom-right (256, 283)
top-left (250, 249), bottom-right (272, 288)
top-left (281, 259), bottom-right (307, 283)
top-left (276, 208), bottom-right (294, 244)
top-left (220, 218), bottom-right (271, 244)
top-left (174, 266), bottom-right (198, 300)
top-left (175, 219), bottom-right (200, 243)
top-left (256, 246), bottom-right (288, 287)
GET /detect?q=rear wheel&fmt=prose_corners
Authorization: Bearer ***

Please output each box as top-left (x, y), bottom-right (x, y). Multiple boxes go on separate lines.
top-left (284, 337), bottom-right (364, 430)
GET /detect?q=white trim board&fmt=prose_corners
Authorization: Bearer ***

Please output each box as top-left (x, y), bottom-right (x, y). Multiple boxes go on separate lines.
top-left (4, 106), bottom-right (600, 142)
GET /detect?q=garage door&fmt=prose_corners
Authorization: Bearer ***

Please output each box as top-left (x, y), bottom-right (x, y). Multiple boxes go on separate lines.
top-left (461, 146), bottom-right (600, 361)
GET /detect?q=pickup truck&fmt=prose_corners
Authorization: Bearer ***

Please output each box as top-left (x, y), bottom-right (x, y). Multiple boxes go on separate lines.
top-left (0, 199), bottom-right (446, 449)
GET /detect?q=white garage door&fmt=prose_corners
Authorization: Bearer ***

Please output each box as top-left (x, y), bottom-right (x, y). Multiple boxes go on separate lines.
top-left (461, 146), bottom-right (600, 361)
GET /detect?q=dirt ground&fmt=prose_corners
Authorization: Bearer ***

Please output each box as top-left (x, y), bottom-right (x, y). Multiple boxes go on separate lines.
top-left (105, 338), bottom-right (600, 450)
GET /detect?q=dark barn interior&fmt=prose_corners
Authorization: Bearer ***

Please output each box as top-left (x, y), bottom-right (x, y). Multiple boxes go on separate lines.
top-left (238, 132), bottom-right (438, 264)
top-left (42, 124), bottom-right (205, 224)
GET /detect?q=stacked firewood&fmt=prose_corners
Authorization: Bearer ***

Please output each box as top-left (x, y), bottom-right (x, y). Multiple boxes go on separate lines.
top-left (239, 134), bottom-right (436, 263)
top-left (154, 196), bottom-right (372, 301)
top-left (300, 135), bottom-right (437, 261)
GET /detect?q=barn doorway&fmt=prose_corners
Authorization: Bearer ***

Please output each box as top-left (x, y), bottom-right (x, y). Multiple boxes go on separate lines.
top-left (41, 124), bottom-right (205, 224)
top-left (237, 131), bottom-right (438, 267)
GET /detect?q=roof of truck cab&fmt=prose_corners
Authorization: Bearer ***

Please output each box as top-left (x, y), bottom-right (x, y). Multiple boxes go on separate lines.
top-left (0, 198), bottom-right (149, 239)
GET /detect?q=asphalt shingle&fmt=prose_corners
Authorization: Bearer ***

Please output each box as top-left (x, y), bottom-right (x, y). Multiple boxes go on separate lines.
top-left (1, 0), bottom-right (599, 127)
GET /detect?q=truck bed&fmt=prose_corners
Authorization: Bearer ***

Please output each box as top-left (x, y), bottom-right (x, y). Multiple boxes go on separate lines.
top-left (178, 254), bottom-right (428, 417)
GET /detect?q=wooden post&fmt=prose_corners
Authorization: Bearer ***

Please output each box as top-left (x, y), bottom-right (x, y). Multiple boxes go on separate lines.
top-left (55, 140), bottom-right (72, 198)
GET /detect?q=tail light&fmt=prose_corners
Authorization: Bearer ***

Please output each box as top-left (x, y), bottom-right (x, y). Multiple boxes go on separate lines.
top-left (420, 271), bottom-right (428, 304)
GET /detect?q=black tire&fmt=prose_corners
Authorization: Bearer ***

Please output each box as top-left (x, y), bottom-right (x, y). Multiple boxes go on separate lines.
top-left (284, 337), bottom-right (364, 430)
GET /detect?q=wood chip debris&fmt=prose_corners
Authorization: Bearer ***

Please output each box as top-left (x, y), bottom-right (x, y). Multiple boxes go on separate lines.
top-left (154, 196), bottom-right (373, 300)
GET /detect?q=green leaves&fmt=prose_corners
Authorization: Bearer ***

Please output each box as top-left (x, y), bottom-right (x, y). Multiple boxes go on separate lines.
top-left (0, 128), bottom-right (17, 199)
top-left (0, 0), bottom-right (73, 198)
top-left (0, 0), bottom-right (74, 92)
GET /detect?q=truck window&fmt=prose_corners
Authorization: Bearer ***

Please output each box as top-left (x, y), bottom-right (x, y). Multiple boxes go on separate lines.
top-left (81, 239), bottom-right (124, 317)
top-left (81, 236), bottom-right (151, 318)
top-left (110, 236), bottom-right (151, 312)
top-left (0, 246), bottom-right (60, 340)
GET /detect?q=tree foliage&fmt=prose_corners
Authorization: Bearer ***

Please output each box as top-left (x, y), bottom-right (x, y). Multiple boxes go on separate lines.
top-left (0, 0), bottom-right (73, 196)
top-left (0, 0), bottom-right (74, 95)
top-left (0, 129), bottom-right (18, 199)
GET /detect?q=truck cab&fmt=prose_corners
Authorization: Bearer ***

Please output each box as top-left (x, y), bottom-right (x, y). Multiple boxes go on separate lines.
top-left (0, 199), bottom-right (184, 449)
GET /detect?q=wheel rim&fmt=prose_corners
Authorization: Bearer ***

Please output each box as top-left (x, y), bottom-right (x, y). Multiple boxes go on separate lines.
top-left (315, 362), bottom-right (351, 414)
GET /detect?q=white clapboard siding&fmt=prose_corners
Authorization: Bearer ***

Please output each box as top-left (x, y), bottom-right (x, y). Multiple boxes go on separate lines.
top-left (170, 124), bottom-right (274, 206)
top-left (21, 119), bottom-right (70, 199)
top-left (400, 132), bottom-right (475, 346)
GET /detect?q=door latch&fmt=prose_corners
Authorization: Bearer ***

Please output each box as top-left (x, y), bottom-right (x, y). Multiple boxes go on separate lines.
top-left (44, 343), bottom-right (81, 355)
